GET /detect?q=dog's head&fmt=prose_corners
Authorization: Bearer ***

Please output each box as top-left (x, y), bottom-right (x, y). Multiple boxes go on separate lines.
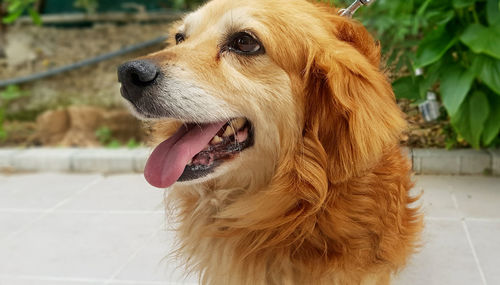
top-left (118, 0), bottom-right (405, 189)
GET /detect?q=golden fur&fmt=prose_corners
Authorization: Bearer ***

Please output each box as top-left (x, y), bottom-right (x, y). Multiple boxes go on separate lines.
top-left (137, 0), bottom-right (423, 284)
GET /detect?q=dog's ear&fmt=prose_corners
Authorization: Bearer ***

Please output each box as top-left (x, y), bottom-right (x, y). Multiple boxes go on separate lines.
top-left (304, 19), bottom-right (406, 182)
top-left (335, 20), bottom-right (382, 67)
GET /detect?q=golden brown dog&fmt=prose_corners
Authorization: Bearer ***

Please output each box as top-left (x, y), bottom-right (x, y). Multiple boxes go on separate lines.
top-left (118, 0), bottom-right (423, 284)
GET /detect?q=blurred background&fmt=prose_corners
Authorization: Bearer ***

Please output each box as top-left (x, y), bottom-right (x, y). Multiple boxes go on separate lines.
top-left (0, 0), bottom-right (499, 151)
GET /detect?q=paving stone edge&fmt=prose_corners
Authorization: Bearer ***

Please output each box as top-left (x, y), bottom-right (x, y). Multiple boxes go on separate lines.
top-left (0, 147), bottom-right (499, 176)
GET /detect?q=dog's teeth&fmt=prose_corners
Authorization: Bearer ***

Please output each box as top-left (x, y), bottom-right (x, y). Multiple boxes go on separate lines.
top-left (232, 118), bottom-right (246, 131)
top-left (211, 135), bottom-right (223, 144)
top-left (223, 126), bottom-right (235, 137)
top-left (187, 159), bottom-right (193, 165)
top-left (223, 119), bottom-right (247, 137)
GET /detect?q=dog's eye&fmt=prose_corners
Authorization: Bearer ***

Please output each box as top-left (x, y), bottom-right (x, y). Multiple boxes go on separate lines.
top-left (228, 32), bottom-right (263, 55)
top-left (175, 33), bottom-right (185, 45)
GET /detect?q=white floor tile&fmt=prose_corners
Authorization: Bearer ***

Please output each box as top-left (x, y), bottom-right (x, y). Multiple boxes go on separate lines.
top-left (394, 219), bottom-right (484, 285)
top-left (0, 276), bottom-right (102, 285)
top-left (0, 212), bottom-right (163, 279)
top-left (0, 174), bottom-right (498, 284)
top-left (57, 175), bottom-right (164, 212)
top-left (0, 212), bottom-right (41, 240)
top-left (413, 175), bottom-right (461, 218)
top-left (450, 176), bottom-right (500, 218)
top-left (466, 220), bottom-right (500, 285)
top-left (0, 174), bottom-right (101, 210)
top-left (111, 228), bottom-right (197, 284)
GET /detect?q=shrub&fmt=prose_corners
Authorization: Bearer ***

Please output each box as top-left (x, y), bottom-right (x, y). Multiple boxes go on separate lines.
top-left (341, 0), bottom-right (500, 148)
top-left (1, 0), bottom-right (41, 25)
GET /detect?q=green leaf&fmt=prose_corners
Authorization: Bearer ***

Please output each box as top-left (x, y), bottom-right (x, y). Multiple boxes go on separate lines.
top-left (0, 129), bottom-right (7, 142)
top-left (95, 126), bottom-right (112, 144)
top-left (451, 91), bottom-right (490, 148)
top-left (429, 10), bottom-right (456, 25)
top-left (0, 106), bottom-right (5, 142)
top-left (0, 107), bottom-right (4, 125)
top-left (482, 93), bottom-right (500, 145)
top-left (126, 138), bottom-right (140, 149)
top-left (487, 0), bottom-right (500, 25)
top-left (2, 7), bottom-right (24, 24)
top-left (472, 55), bottom-right (500, 95)
top-left (454, 0), bottom-right (479, 8)
top-left (460, 24), bottom-right (500, 60)
top-left (6, 1), bottom-right (23, 14)
top-left (28, 8), bottom-right (42, 26)
top-left (419, 60), bottom-right (443, 97)
top-left (413, 0), bottom-right (432, 34)
top-left (393, 76), bottom-right (420, 100)
top-left (453, 0), bottom-right (478, 8)
top-left (107, 140), bottom-right (121, 149)
top-left (0, 85), bottom-right (23, 101)
top-left (417, 0), bottom-right (433, 17)
top-left (440, 64), bottom-right (476, 116)
top-left (415, 25), bottom-right (457, 68)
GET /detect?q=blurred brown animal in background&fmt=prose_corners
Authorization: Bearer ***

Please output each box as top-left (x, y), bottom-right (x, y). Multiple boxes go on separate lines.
top-left (118, 0), bottom-right (423, 284)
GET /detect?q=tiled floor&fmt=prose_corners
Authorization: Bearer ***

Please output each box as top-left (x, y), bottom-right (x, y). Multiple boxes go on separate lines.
top-left (0, 174), bottom-right (498, 285)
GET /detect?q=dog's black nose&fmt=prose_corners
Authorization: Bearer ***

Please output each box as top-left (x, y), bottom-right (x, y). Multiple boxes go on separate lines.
top-left (118, 60), bottom-right (160, 101)
top-left (118, 60), bottom-right (159, 86)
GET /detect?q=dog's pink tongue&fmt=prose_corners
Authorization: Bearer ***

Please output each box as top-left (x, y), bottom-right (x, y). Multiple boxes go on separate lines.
top-left (144, 122), bottom-right (226, 188)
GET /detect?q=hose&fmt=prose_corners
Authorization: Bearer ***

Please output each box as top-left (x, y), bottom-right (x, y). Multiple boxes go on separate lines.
top-left (0, 35), bottom-right (168, 88)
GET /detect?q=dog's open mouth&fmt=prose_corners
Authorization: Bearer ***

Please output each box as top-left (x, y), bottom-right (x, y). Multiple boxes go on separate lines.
top-left (144, 118), bottom-right (254, 188)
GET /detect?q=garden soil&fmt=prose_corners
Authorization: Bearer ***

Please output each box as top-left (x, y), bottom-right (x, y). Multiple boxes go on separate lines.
top-left (0, 23), bottom-right (170, 113)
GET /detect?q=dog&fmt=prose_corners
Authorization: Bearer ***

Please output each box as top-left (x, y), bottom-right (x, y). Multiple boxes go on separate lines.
top-left (118, 0), bottom-right (422, 284)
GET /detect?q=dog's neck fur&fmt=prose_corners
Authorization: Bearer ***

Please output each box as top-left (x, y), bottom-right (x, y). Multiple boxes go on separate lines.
top-left (166, 146), bottom-right (421, 285)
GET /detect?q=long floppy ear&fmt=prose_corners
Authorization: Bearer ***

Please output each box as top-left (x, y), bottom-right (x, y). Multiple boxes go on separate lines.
top-left (305, 18), bottom-right (406, 182)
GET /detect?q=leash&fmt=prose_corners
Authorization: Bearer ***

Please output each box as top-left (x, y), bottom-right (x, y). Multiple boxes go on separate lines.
top-left (339, 0), bottom-right (376, 18)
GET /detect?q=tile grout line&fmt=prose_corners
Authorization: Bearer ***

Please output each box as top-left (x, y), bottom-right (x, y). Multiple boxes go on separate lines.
top-left (0, 176), bottom-right (104, 243)
top-left (425, 216), bottom-right (461, 221)
top-left (425, 216), bottom-right (500, 222)
top-left (104, 222), bottom-right (165, 284)
top-left (462, 220), bottom-right (488, 285)
top-left (451, 193), bottom-right (488, 285)
top-left (465, 217), bottom-right (500, 222)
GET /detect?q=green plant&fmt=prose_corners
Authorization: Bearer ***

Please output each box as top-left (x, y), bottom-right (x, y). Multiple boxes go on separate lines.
top-left (95, 126), bottom-right (121, 148)
top-left (95, 126), bottom-right (142, 148)
top-left (336, 0), bottom-right (500, 148)
top-left (395, 0), bottom-right (500, 148)
top-left (107, 139), bottom-right (121, 149)
top-left (1, 0), bottom-right (41, 25)
top-left (95, 126), bottom-right (112, 145)
top-left (0, 85), bottom-right (27, 141)
top-left (126, 138), bottom-right (141, 149)
top-left (329, 0), bottom-right (431, 71)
